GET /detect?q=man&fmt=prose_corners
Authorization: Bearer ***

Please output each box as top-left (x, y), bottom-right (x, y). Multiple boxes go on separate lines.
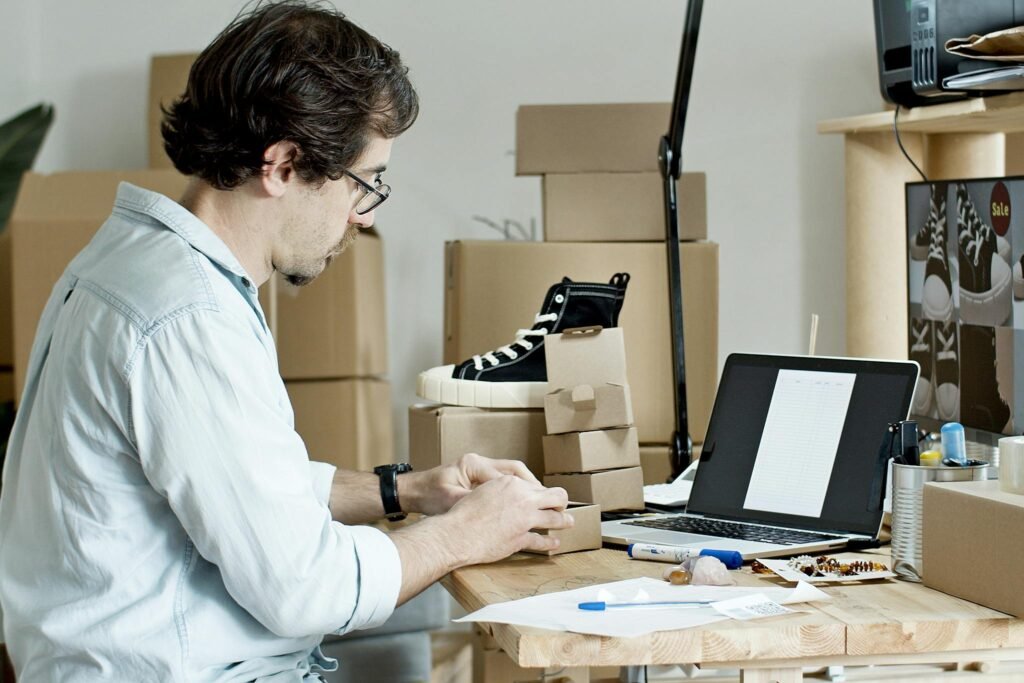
top-left (0, 2), bottom-right (571, 680)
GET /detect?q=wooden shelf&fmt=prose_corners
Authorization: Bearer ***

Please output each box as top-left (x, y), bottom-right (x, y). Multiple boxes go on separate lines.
top-left (818, 91), bottom-right (1024, 135)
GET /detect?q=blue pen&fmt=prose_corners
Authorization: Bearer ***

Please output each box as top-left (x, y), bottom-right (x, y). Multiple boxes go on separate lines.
top-left (578, 599), bottom-right (714, 611)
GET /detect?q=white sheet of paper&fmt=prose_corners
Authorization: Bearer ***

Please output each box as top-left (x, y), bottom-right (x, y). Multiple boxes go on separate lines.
top-left (454, 577), bottom-right (830, 638)
top-left (744, 369), bottom-right (856, 517)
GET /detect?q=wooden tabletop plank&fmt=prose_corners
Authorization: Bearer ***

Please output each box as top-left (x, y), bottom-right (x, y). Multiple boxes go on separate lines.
top-left (442, 547), bottom-right (1024, 667)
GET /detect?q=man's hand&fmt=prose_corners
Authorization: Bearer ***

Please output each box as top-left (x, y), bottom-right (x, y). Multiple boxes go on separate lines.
top-left (390, 474), bottom-right (573, 603)
top-left (399, 453), bottom-right (540, 516)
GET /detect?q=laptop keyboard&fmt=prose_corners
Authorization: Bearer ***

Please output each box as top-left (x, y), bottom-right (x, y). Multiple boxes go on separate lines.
top-left (624, 516), bottom-right (844, 546)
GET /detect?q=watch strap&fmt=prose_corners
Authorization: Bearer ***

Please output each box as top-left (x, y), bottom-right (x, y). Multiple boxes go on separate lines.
top-left (374, 464), bottom-right (412, 521)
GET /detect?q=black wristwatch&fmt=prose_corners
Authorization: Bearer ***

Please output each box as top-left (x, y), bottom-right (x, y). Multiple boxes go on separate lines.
top-left (373, 463), bottom-right (413, 521)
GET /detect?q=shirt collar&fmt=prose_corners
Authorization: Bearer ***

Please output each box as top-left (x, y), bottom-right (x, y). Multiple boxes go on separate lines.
top-left (113, 182), bottom-right (253, 281)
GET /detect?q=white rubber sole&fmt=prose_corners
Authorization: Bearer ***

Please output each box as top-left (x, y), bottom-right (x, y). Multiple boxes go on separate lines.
top-left (960, 256), bottom-right (1012, 326)
top-left (921, 274), bottom-right (953, 322)
top-left (912, 377), bottom-right (934, 417)
top-left (417, 365), bottom-right (547, 408)
top-left (936, 382), bottom-right (959, 422)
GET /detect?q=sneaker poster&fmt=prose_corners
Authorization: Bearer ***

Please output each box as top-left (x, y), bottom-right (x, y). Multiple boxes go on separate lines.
top-left (906, 179), bottom-right (1020, 435)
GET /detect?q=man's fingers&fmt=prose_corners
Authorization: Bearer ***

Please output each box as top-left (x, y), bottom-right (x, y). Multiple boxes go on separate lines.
top-left (533, 485), bottom-right (569, 511)
top-left (532, 508), bottom-right (574, 531)
top-left (520, 532), bottom-right (560, 553)
top-left (490, 459), bottom-right (541, 486)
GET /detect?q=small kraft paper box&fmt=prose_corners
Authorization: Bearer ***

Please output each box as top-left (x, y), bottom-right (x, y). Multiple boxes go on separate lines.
top-left (923, 480), bottom-right (1024, 617)
top-left (543, 427), bottom-right (640, 475)
top-left (544, 467), bottom-right (644, 511)
top-left (408, 404), bottom-right (546, 478)
top-left (543, 327), bottom-right (633, 435)
top-left (524, 502), bottom-right (601, 556)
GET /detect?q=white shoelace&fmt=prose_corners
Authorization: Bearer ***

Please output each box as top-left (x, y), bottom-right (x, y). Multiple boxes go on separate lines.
top-left (935, 326), bottom-right (956, 362)
top-left (471, 312), bottom-right (559, 371)
top-left (911, 323), bottom-right (930, 354)
top-left (959, 189), bottom-right (993, 267)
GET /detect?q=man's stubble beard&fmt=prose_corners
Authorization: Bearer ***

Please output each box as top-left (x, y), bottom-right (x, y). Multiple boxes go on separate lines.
top-left (281, 224), bottom-right (360, 287)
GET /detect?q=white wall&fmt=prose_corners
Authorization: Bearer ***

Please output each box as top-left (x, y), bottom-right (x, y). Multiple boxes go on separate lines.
top-left (0, 0), bottom-right (880, 460)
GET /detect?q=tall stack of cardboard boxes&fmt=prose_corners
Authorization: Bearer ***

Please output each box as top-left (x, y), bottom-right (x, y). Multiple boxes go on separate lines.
top-left (444, 103), bottom-right (718, 486)
top-left (541, 328), bottom-right (644, 512)
top-left (1, 54), bottom-right (394, 473)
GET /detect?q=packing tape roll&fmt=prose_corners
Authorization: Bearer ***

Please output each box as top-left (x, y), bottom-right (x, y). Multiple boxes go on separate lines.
top-left (998, 436), bottom-right (1024, 495)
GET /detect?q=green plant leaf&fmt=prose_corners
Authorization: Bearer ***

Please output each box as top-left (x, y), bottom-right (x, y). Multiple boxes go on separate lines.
top-left (0, 103), bottom-right (55, 233)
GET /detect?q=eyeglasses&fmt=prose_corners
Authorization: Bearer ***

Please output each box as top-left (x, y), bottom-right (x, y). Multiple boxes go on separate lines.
top-left (343, 170), bottom-right (391, 215)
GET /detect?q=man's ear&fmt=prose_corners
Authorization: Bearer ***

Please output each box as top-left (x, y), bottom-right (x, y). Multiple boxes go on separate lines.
top-left (260, 141), bottom-right (300, 198)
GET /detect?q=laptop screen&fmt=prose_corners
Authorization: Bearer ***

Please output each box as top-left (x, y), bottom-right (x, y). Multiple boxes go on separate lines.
top-left (688, 354), bottom-right (918, 537)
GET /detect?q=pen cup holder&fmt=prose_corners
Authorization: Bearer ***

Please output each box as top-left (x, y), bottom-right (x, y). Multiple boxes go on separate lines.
top-left (890, 462), bottom-right (990, 582)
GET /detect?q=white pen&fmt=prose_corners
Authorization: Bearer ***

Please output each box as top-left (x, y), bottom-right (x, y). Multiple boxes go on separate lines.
top-left (627, 543), bottom-right (743, 569)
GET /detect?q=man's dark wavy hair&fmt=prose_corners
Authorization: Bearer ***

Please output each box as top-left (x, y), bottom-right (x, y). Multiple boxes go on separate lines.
top-left (161, 1), bottom-right (418, 190)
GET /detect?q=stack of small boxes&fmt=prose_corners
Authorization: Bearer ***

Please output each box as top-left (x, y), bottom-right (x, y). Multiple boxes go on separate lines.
top-left (534, 327), bottom-right (644, 555)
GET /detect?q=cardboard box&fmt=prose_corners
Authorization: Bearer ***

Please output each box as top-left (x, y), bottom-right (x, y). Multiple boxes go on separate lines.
top-left (544, 383), bottom-right (633, 435)
top-left (543, 427), bottom-right (640, 474)
top-left (0, 230), bottom-right (12, 367)
top-left (516, 103), bottom-right (671, 175)
top-left (544, 467), bottom-right (644, 511)
top-left (544, 327), bottom-right (627, 389)
top-left (543, 172), bottom-right (706, 242)
top-left (258, 232), bottom-right (388, 380)
top-left (0, 370), bottom-right (12, 404)
top-left (640, 443), bottom-right (703, 485)
top-left (9, 170), bottom-right (189, 401)
top-left (286, 378), bottom-right (394, 472)
top-left (407, 404), bottom-right (545, 477)
top-left (923, 480), bottom-right (1024, 617)
top-left (444, 240), bottom-right (718, 444)
top-left (148, 53), bottom-right (197, 169)
top-left (640, 445), bottom-right (672, 485)
top-left (524, 502), bottom-right (601, 556)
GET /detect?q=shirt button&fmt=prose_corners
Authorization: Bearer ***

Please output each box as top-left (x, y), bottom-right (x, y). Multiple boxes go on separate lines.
top-left (242, 277), bottom-right (251, 289)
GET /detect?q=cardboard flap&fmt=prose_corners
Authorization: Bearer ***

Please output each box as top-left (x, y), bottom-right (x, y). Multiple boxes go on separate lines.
top-left (570, 384), bottom-right (596, 409)
top-left (544, 327), bottom-right (628, 389)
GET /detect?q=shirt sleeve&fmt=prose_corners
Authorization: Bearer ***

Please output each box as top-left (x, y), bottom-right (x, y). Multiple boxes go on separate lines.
top-left (308, 460), bottom-right (336, 509)
top-left (127, 308), bottom-right (401, 638)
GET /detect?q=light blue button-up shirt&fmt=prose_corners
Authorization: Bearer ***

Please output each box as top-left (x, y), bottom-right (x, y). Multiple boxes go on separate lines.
top-left (0, 183), bottom-right (402, 682)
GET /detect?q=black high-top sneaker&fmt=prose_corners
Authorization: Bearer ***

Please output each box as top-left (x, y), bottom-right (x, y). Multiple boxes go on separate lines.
top-left (922, 184), bottom-right (952, 321)
top-left (933, 320), bottom-right (959, 422)
top-left (911, 184), bottom-right (943, 262)
top-left (909, 319), bottom-right (934, 417)
top-left (957, 183), bottom-right (1011, 326)
top-left (960, 324), bottom-right (1010, 433)
top-left (418, 274), bottom-right (630, 408)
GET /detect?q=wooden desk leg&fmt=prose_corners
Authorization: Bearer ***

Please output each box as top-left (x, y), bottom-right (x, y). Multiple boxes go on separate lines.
top-left (740, 667), bottom-right (803, 683)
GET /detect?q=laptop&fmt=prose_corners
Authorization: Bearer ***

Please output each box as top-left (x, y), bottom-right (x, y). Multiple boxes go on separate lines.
top-left (602, 353), bottom-right (919, 560)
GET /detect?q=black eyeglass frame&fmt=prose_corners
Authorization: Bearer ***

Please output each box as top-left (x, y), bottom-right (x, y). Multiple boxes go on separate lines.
top-left (343, 170), bottom-right (391, 215)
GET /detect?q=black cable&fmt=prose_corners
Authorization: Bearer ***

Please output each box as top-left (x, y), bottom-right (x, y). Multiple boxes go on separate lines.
top-left (893, 106), bottom-right (928, 183)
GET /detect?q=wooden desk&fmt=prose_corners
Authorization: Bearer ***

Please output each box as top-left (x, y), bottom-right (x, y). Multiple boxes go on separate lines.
top-left (442, 547), bottom-right (1024, 682)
